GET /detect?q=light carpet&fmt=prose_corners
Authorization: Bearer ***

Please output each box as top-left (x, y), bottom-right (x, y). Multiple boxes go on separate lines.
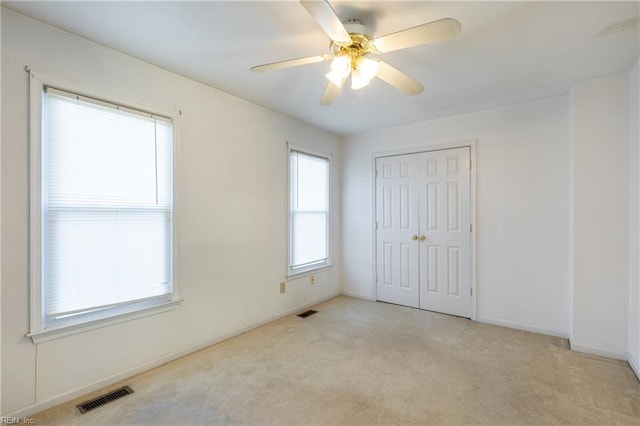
top-left (33, 296), bottom-right (640, 425)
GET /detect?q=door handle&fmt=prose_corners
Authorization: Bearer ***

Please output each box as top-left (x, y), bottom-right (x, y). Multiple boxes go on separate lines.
top-left (412, 235), bottom-right (419, 240)
top-left (419, 235), bottom-right (427, 241)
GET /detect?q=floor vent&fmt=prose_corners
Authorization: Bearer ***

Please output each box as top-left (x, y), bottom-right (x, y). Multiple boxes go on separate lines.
top-left (297, 309), bottom-right (318, 318)
top-left (77, 386), bottom-right (134, 414)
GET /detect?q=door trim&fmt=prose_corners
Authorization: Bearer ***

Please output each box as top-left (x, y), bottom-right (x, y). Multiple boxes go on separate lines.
top-left (371, 139), bottom-right (477, 320)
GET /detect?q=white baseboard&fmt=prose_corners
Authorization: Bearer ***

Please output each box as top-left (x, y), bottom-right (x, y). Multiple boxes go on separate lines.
top-left (569, 340), bottom-right (628, 361)
top-left (340, 291), bottom-right (375, 301)
top-left (627, 353), bottom-right (640, 381)
top-left (5, 292), bottom-right (340, 419)
top-left (476, 316), bottom-right (570, 339)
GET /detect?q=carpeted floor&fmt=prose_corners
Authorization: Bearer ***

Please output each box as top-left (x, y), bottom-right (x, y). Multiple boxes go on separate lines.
top-left (33, 296), bottom-right (640, 425)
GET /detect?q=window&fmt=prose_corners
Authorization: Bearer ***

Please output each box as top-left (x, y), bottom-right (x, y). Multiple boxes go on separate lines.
top-left (29, 79), bottom-right (177, 340)
top-left (289, 148), bottom-right (330, 275)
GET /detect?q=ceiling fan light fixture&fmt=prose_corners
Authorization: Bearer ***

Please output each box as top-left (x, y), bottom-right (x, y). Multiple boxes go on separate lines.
top-left (351, 58), bottom-right (380, 90)
top-left (358, 58), bottom-right (380, 80)
top-left (351, 68), bottom-right (370, 90)
top-left (325, 55), bottom-right (351, 87)
top-left (330, 55), bottom-right (350, 72)
top-left (325, 70), bottom-right (349, 88)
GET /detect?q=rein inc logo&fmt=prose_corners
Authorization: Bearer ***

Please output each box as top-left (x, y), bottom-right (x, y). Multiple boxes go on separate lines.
top-left (1, 418), bottom-right (35, 424)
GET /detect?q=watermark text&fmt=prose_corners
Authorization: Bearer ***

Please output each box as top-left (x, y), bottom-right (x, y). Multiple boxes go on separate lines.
top-left (1, 417), bottom-right (35, 424)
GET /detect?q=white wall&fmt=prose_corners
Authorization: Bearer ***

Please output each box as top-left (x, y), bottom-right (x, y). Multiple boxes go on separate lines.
top-left (571, 74), bottom-right (630, 359)
top-left (1, 9), bottom-right (341, 415)
top-left (629, 59), bottom-right (640, 376)
top-left (342, 96), bottom-right (571, 337)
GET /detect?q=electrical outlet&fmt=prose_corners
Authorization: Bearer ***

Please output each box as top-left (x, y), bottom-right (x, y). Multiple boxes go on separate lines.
top-left (310, 275), bottom-right (315, 285)
top-left (280, 282), bottom-right (286, 294)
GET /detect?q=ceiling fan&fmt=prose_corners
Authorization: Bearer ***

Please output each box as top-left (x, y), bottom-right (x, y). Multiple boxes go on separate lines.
top-left (251, 0), bottom-right (461, 105)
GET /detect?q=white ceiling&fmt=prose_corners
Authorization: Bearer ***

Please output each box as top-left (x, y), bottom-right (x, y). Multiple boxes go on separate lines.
top-left (4, 1), bottom-right (639, 135)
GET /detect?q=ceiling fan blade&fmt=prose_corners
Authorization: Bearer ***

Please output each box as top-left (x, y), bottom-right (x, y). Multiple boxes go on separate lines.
top-left (300, 0), bottom-right (352, 45)
top-left (251, 55), bottom-right (331, 73)
top-left (373, 18), bottom-right (461, 53)
top-left (376, 61), bottom-right (424, 96)
top-left (320, 81), bottom-right (341, 105)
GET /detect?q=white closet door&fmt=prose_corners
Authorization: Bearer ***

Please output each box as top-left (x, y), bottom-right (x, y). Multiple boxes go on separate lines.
top-left (375, 154), bottom-right (420, 308)
top-left (418, 147), bottom-right (471, 317)
top-left (375, 147), bottom-right (472, 317)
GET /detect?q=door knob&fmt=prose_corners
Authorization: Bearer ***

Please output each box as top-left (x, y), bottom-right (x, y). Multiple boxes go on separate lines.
top-left (419, 235), bottom-right (427, 241)
top-left (412, 235), bottom-right (419, 240)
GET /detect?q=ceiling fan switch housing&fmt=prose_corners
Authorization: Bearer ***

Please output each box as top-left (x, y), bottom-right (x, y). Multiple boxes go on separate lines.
top-left (343, 19), bottom-right (370, 38)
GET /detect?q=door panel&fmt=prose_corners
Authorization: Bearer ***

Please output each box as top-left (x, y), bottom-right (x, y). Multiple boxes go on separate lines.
top-left (418, 147), bottom-right (471, 317)
top-left (375, 154), bottom-right (420, 308)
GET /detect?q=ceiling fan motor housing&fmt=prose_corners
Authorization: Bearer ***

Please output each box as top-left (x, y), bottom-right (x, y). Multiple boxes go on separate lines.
top-left (330, 19), bottom-right (376, 61)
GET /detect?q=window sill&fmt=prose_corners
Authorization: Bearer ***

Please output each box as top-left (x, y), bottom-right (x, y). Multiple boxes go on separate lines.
top-left (27, 298), bottom-right (182, 344)
top-left (287, 264), bottom-right (333, 280)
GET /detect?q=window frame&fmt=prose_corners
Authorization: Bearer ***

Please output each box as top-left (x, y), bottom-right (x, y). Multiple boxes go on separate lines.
top-left (28, 72), bottom-right (182, 343)
top-left (287, 144), bottom-right (332, 278)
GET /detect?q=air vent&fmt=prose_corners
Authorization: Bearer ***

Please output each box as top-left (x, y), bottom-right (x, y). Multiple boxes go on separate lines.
top-left (297, 309), bottom-right (318, 318)
top-left (77, 386), bottom-right (134, 414)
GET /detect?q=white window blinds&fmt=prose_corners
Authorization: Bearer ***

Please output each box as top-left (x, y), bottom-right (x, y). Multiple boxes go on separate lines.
top-left (43, 87), bottom-right (173, 319)
top-left (289, 150), bottom-right (329, 271)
